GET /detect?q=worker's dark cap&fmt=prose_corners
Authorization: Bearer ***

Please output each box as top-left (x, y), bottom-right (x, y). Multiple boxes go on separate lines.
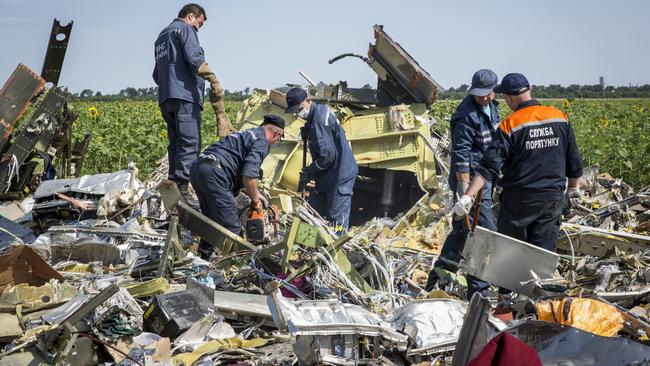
top-left (262, 114), bottom-right (285, 129)
top-left (494, 73), bottom-right (530, 95)
top-left (469, 69), bottom-right (498, 96)
top-left (285, 87), bottom-right (308, 114)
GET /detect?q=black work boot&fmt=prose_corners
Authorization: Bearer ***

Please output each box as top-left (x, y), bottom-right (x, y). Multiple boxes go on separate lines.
top-left (178, 182), bottom-right (201, 211)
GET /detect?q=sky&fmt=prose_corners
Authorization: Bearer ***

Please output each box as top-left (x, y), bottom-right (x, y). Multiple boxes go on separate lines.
top-left (1, 0), bottom-right (648, 94)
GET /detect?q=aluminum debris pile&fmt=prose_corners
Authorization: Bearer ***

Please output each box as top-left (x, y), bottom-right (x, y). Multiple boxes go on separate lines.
top-left (1, 164), bottom-right (645, 365)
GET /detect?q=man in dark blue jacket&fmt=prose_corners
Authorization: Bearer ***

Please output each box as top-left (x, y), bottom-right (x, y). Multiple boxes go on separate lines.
top-left (285, 88), bottom-right (358, 231)
top-left (425, 69), bottom-right (501, 299)
top-left (153, 3), bottom-right (231, 207)
top-left (455, 73), bottom-right (583, 293)
top-left (190, 115), bottom-right (285, 260)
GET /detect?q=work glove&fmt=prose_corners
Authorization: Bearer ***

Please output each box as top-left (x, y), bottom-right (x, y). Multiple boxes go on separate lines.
top-left (566, 186), bottom-right (582, 208)
top-left (456, 181), bottom-right (469, 199)
top-left (208, 86), bottom-right (234, 137)
top-left (452, 194), bottom-right (474, 220)
top-left (199, 63), bottom-right (234, 137)
top-left (198, 62), bottom-right (219, 84)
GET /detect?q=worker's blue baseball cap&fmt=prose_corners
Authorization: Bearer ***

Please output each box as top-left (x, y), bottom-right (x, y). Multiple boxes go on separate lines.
top-left (262, 114), bottom-right (285, 129)
top-left (494, 73), bottom-right (531, 95)
top-left (469, 69), bottom-right (498, 96)
top-left (285, 87), bottom-right (308, 114)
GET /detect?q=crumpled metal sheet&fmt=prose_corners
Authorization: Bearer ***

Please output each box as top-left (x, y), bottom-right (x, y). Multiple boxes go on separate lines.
top-left (0, 216), bottom-right (35, 248)
top-left (268, 292), bottom-right (408, 348)
top-left (41, 293), bottom-right (90, 324)
top-left (33, 169), bottom-right (136, 199)
top-left (506, 320), bottom-right (650, 365)
top-left (389, 299), bottom-right (466, 355)
top-left (173, 313), bottom-right (234, 352)
top-left (461, 226), bottom-right (559, 297)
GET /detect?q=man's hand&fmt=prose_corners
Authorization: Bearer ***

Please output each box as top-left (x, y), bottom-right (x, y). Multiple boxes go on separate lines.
top-left (250, 199), bottom-right (263, 214)
top-left (566, 186), bottom-right (582, 208)
top-left (452, 194), bottom-right (474, 220)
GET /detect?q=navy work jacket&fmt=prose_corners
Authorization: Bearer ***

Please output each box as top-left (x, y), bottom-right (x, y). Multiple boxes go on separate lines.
top-left (201, 127), bottom-right (270, 194)
top-left (153, 19), bottom-right (205, 107)
top-left (304, 103), bottom-right (358, 193)
top-left (476, 100), bottom-right (584, 201)
top-left (449, 95), bottom-right (500, 199)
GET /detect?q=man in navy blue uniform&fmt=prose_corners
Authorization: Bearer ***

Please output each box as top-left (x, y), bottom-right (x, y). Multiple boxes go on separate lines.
top-left (285, 88), bottom-right (358, 231)
top-left (153, 3), bottom-right (231, 207)
top-left (425, 69), bottom-right (501, 299)
top-left (455, 74), bottom-right (583, 293)
top-left (190, 115), bottom-right (285, 260)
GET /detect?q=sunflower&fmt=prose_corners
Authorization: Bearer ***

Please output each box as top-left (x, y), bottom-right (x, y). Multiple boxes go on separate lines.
top-left (88, 106), bottom-right (99, 118)
top-left (563, 99), bottom-right (570, 108)
top-left (601, 117), bottom-right (609, 127)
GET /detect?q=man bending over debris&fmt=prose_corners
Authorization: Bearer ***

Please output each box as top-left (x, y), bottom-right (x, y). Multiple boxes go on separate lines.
top-left (153, 3), bottom-right (233, 209)
top-left (455, 73), bottom-right (584, 290)
top-left (190, 115), bottom-right (284, 260)
top-left (285, 87), bottom-right (359, 232)
top-left (426, 69), bottom-right (501, 299)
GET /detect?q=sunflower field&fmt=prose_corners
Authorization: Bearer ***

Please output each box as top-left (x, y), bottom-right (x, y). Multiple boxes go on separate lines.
top-left (69, 98), bottom-right (650, 189)
top-left (69, 100), bottom-right (241, 179)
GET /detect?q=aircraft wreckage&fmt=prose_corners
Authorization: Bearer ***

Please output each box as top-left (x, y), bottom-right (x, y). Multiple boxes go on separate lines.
top-left (0, 24), bottom-right (650, 365)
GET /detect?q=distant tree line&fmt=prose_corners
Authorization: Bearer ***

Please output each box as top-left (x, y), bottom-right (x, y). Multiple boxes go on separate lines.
top-left (72, 83), bottom-right (650, 101)
top-left (71, 86), bottom-right (249, 102)
top-left (439, 84), bottom-right (650, 99)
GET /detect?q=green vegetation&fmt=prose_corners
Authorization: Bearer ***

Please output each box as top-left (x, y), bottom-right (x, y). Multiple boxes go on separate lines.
top-left (68, 99), bottom-right (650, 189)
top-left (69, 100), bottom-right (240, 178)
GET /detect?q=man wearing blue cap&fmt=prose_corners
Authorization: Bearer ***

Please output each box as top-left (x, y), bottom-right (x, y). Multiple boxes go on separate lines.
top-left (425, 69), bottom-right (501, 299)
top-left (189, 115), bottom-right (285, 260)
top-left (454, 74), bottom-right (583, 292)
top-left (285, 87), bottom-right (358, 232)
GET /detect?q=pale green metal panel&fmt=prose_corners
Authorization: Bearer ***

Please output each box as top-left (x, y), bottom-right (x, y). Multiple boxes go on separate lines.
top-left (235, 90), bottom-right (438, 193)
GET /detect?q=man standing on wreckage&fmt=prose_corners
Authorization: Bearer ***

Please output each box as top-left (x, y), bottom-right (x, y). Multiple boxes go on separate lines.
top-left (153, 3), bottom-right (234, 209)
top-left (285, 87), bottom-right (358, 232)
top-left (425, 69), bottom-right (502, 300)
top-left (190, 115), bottom-right (285, 260)
top-left (453, 73), bottom-right (584, 297)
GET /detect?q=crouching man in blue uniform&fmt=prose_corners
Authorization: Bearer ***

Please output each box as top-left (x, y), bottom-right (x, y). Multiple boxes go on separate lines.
top-left (190, 115), bottom-right (285, 260)
top-left (425, 69), bottom-right (501, 299)
top-left (285, 88), bottom-right (359, 232)
top-left (455, 73), bottom-right (584, 294)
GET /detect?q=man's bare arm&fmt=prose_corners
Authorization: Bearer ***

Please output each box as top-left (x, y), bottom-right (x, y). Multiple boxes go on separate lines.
top-left (242, 176), bottom-right (260, 209)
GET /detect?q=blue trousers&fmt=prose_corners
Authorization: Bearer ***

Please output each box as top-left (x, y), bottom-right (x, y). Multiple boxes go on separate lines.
top-left (497, 195), bottom-right (563, 253)
top-left (189, 160), bottom-right (240, 259)
top-left (426, 196), bottom-right (496, 300)
top-left (161, 99), bottom-right (201, 184)
top-left (308, 178), bottom-right (355, 232)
